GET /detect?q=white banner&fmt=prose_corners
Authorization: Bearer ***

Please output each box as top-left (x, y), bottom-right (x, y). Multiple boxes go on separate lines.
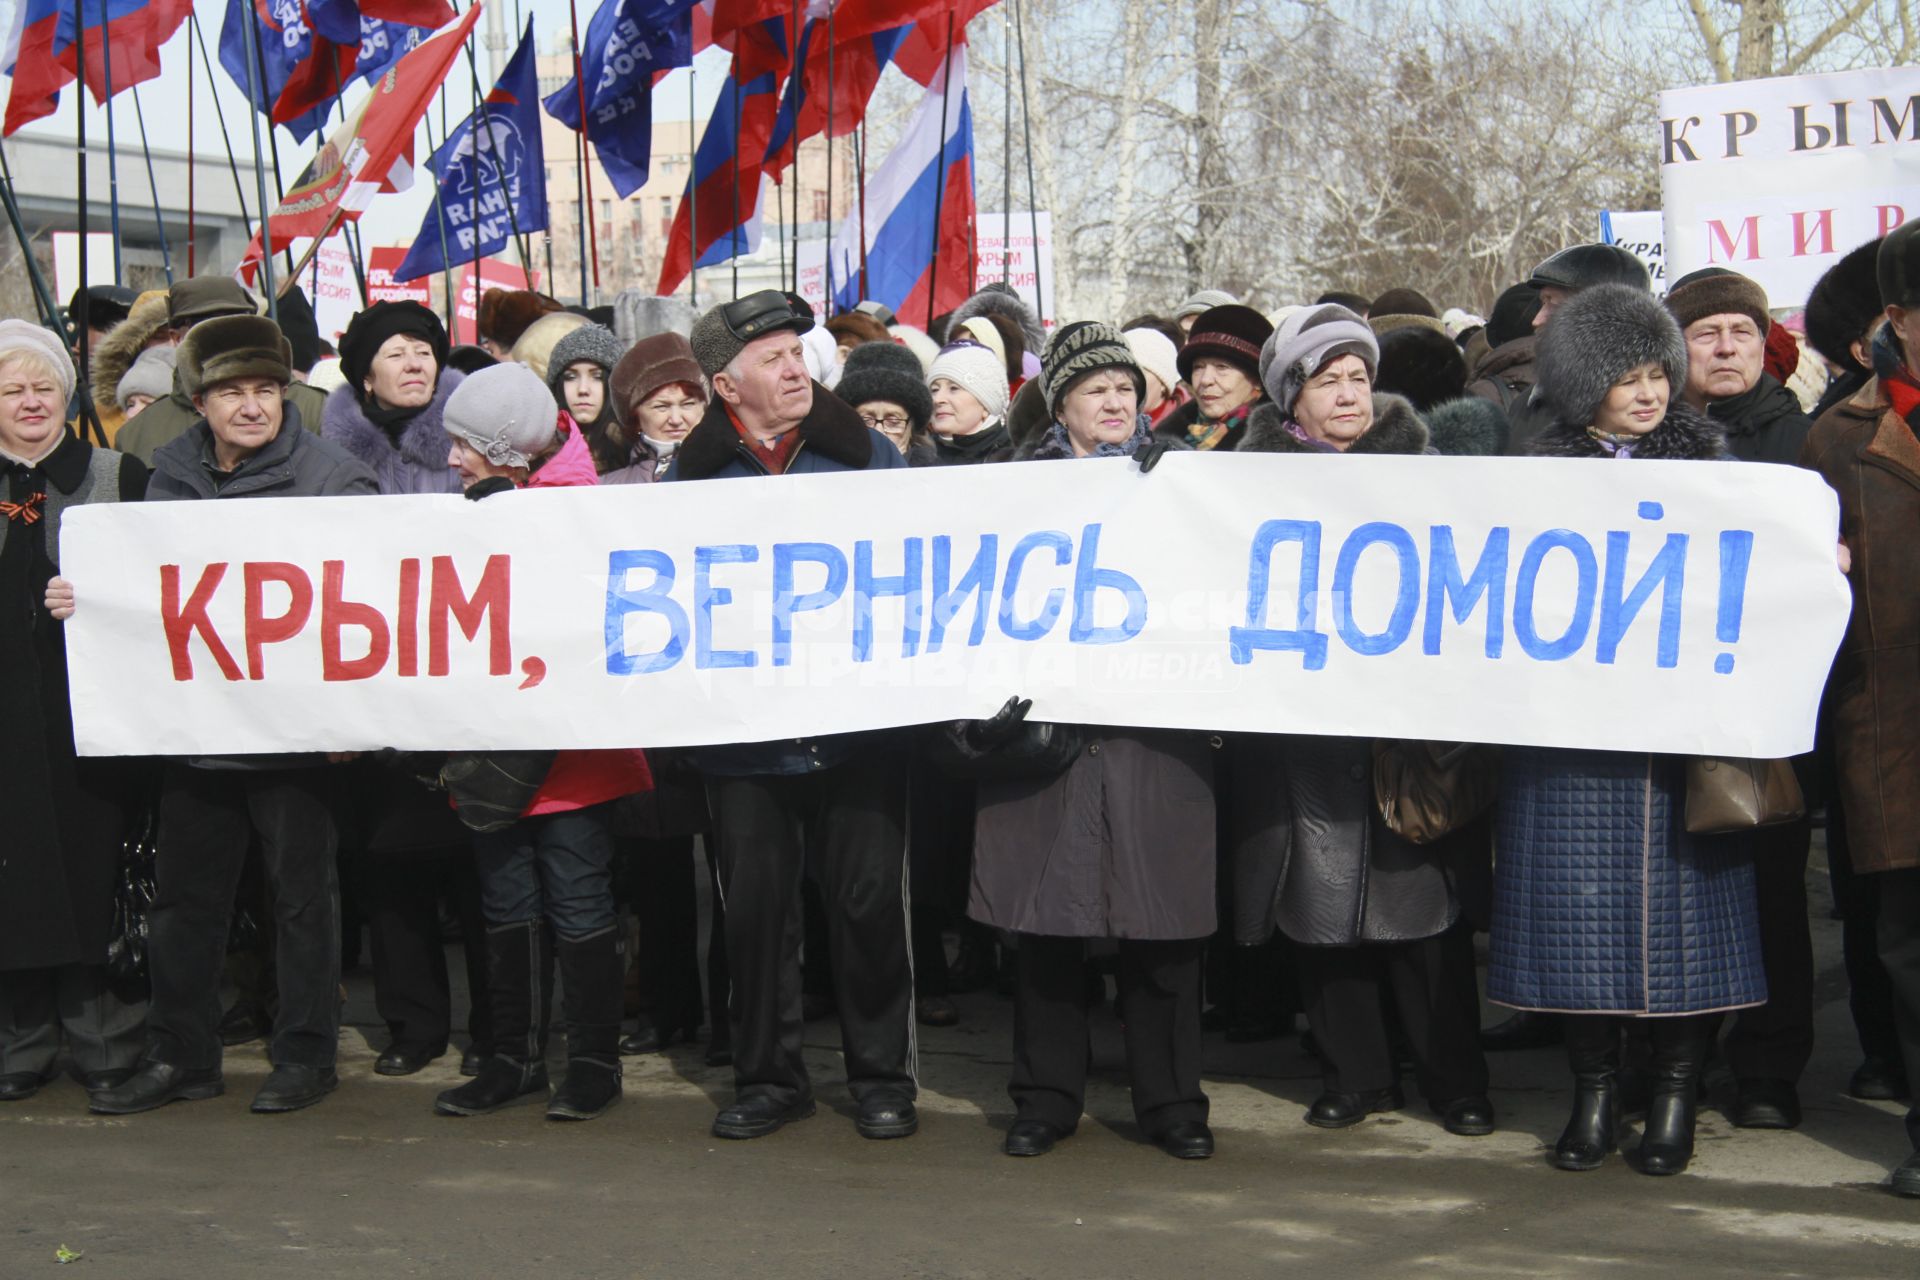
top-left (60, 455), bottom-right (1848, 759)
top-left (1660, 65), bottom-right (1920, 305)
top-left (1599, 211), bottom-right (1667, 296)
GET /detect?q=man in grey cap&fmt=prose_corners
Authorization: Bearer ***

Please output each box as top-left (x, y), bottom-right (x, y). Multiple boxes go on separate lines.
top-left (114, 277), bottom-right (329, 466)
top-left (1172, 288), bottom-right (1239, 338)
top-left (662, 289), bottom-right (918, 1144)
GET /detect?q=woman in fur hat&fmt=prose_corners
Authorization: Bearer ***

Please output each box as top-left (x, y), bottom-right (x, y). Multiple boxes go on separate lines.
top-left (1492, 283), bottom-right (1760, 1178)
top-left (325, 301), bottom-right (466, 496)
top-left (968, 323), bottom-right (1218, 1160)
top-left (322, 300), bottom-right (487, 1084)
top-left (1230, 304), bottom-right (1496, 1141)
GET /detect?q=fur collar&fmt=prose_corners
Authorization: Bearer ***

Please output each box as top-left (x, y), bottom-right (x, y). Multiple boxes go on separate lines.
top-left (321, 369), bottom-right (466, 494)
top-left (89, 291), bottom-right (172, 413)
top-left (1237, 393), bottom-right (1429, 456)
top-left (672, 382), bottom-right (872, 479)
top-left (1528, 401), bottom-right (1729, 461)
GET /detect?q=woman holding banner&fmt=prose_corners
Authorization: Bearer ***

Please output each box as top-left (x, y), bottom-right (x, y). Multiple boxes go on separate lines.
top-left (1229, 304), bottom-right (1495, 1141)
top-left (1492, 283), bottom-right (1762, 1178)
top-left (0, 321), bottom-right (150, 1107)
top-left (963, 322), bottom-right (1217, 1161)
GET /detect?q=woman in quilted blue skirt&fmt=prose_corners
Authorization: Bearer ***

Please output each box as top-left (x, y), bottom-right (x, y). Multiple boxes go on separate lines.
top-left (1488, 284), bottom-right (1764, 1177)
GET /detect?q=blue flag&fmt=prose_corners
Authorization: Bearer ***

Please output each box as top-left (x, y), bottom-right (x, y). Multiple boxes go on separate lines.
top-left (392, 21), bottom-right (549, 283)
top-left (543, 0), bottom-right (697, 198)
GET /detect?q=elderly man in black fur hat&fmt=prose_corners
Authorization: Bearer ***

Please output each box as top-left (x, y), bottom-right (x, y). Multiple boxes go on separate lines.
top-left (84, 316), bottom-right (377, 1119)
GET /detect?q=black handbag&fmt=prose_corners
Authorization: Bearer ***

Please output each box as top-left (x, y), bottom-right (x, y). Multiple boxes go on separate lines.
top-left (105, 799), bottom-right (161, 1002)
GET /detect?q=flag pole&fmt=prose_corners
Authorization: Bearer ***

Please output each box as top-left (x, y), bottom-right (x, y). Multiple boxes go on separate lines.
top-left (238, 8), bottom-right (281, 320)
top-left (187, 18), bottom-right (196, 276)
top-left (96, 0), bottom-right (123, 282)
top-left (688, 66), bottom-right (697, 310)
top-left (463, 27), bottom-right (534, 279)
top-left (130, 85), bottom-right (172, 286)
top-left (566, 0), bottom-right (600, 304)
top-left (73, 82), bottom-right (106, 445)
top-left (1002, 1), bottom-right (1012, 287)
top-left (0, 143), bottom-right (65, 332)
top-left (823, 12), bottom-right (834, 311)
top-left (787, 3), bottom-right (801, 294)
top-left (325, 51), bottom-right (368, 306)
top-left (926, 15), bottom-right (956, 330)
top-left (191, 11), bottom-right (252, 236)
top-left (730, 65), bottom-right (742, 297)
top-left (424, 115), bottom-right (459, 340)
top-left (857, 118), bottom-right (867, 300)
top-left (1016, 0), bottom-right (1043, 326)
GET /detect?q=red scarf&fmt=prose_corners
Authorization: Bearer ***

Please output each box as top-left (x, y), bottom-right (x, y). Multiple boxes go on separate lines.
top-left (1884, 361), bottom-right (1920, 426)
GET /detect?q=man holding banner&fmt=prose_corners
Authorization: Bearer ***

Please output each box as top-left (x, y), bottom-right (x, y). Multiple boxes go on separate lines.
top-left (87, 317), bottom-right (378, 1119)
top-left (663, 291), bottom-right (917, 1142)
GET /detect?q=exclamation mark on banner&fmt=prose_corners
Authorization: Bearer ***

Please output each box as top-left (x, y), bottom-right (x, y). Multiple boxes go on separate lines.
top-left (1714, 531), bottom-right (1754, 674)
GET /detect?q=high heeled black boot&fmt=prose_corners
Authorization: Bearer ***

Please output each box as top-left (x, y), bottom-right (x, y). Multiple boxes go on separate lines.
top-left (1553, 1015), bottom-right (1620, 1171)
top-left (1636, 1016), bottom-right (1708, 1176)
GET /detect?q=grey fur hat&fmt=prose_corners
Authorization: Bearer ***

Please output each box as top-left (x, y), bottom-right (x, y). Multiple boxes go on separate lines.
top-left (545, 323), bottom-right (626, 403)
top-left (948, 285), bottom-right (1044, 355)
top-left (835, 340), bottom-right (934, 431)
top-left (1534, 283), bottom-right (1688, 429)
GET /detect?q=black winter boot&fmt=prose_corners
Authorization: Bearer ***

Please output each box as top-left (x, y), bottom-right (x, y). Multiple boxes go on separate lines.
top-left (1636, 1016), bottom-right (1708, 1176)
top-left (436, 921), bottom-right (551, 1116)
top-left (548, 926), bottom-right (625, 1121)
top-left (1554, 1015), bottom-right (1620, 1172)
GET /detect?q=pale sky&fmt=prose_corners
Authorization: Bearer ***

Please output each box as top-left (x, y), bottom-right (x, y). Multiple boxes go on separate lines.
top-left (6, 1), bottom-right (737, 251)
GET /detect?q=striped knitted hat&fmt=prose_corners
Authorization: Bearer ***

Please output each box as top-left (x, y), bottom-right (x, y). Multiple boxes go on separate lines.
top-left (1258, 304), bottom-right (1379, 415)
top-left (1039, 321), bottom-right (1144, 416)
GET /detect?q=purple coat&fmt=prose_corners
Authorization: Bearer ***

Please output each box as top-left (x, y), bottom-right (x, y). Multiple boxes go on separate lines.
top-left (322, 369), bottom-right (466, 496)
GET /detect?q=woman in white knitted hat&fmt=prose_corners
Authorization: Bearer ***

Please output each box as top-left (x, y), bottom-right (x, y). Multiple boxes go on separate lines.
top-left (927, 340), bottom-right (1013, 464)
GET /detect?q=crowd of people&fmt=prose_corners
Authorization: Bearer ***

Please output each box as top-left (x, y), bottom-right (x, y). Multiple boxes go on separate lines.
top-left (2, 218), bottom-right (1917, 1197)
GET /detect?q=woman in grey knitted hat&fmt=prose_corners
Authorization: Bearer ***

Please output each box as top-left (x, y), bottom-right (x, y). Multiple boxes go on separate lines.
top-left (545, 323), bottom-right (628, 474)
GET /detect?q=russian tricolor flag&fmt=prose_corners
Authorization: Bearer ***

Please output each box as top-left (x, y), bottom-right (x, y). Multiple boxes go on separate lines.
top-left (823, 42), bottom-right (973, 324)
top-left (656, 44), bottom-right (782, 294)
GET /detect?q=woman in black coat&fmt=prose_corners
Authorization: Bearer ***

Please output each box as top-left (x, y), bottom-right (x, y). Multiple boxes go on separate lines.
top-left (964, 323), bottom-right (1217, 1160)
top-left (1231, 304), bottom-right (1494, 1139)
top-left (0, 322), bottom-right (149, 1105)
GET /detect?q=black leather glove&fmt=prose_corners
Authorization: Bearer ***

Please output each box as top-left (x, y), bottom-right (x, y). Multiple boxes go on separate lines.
top-left (964, 695), bottom-right (1032, 751)
top-left (464, 475), bottom-right (516, 501)
top-left (1133, 438), bottom-right (1173, 473)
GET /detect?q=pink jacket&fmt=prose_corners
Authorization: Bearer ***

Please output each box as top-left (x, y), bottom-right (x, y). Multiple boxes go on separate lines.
top-left (522, 417), bottom-right (652, 816)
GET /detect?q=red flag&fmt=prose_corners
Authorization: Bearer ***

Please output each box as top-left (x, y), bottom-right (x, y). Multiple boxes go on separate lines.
top-left (889, 0), bottom-right (997, 85)
top-left (237, 4), bottom-right (481, 284)
top-left (73, 0), bottom-right (195, 103)
top-left (357, 0), bottom-right (455, 23)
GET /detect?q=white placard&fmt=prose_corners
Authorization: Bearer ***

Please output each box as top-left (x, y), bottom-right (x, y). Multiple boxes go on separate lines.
top-left (794, 212), bottom-right (1054, 325)
top-left (1660, 66), bottom-right (1920, 304)
top-left (1600, 211), bottom-right (1668, 296)
top-left (60, 453), bottom-right (1849, 759)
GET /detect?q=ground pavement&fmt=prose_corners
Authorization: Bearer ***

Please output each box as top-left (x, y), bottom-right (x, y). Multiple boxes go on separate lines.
top-left (4, 835), bottom-right (1917, 1278)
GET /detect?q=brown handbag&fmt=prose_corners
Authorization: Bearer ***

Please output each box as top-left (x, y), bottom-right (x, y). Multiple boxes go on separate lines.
top-left (1372, 740), bottom-right (1501, 845)
top-left (1683, 757), bottom-right (1805, 834)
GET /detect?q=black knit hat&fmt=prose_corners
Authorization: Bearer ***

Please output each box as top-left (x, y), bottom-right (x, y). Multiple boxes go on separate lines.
top-left (1485, 282), bottom-right (1541, 347)
top-left (339, 300), bottom-right (448, 399)
top-left (1878, 217), bottom-right (1920, 310)
top-left (1370, 287), bottom-right (1437, 319)
top-left (1804, 238), bottom-right (1883, 372)
top-left (835, 341), bottom-right (933, 431)
top-left (1177, 303), bottom-right (1273, 383)
top-left (276, 284), bottom-right (322, 373)
top-left (1375, 325), bottom-right (1467, 412)
top-left (1528, 243), bottom-right (1652, 294)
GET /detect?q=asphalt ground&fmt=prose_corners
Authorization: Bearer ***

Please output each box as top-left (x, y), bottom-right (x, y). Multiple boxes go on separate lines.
top-left (5, 834), bottom-right (1917, 1279)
